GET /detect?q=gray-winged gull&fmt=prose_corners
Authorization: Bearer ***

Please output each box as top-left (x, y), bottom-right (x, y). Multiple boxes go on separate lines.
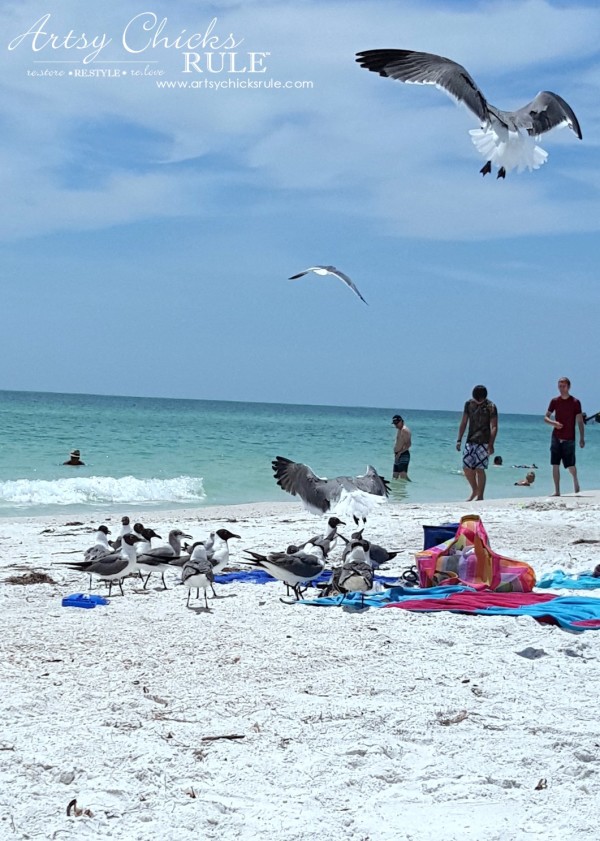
top-left (83, 525), bottom-right (112, 564)
top-left (242, 545), bottom-right (326, 600)
top-left (136, 528), bottom-right (192, 589)
top-left (272, 456), bottom-right (390, 522)
top-left (288, 266), bottom-right (368, 304)
top-left (355, 48), bottom-right (582, 178)
top-left (321, 540), bottom-right (374, 604)
top-left (59, 533), bottom-right (142, 596)
top-left (181, 543), bottom-right (215, 608)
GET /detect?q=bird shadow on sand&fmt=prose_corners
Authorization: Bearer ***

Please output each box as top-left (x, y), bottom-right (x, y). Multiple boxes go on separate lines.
top-left (186, 604), bottom-right (213, 614)
top-left (341, 603), bottom-right (371, 614)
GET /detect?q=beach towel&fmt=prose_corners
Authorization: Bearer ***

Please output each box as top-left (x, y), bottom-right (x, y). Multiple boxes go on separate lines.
top-left (416, 514), bottom-right (535, 593)
top-left (300, 585), bottom-right (600, 631)
top-left (214, 568), bottom-right (400, 587)
top-left (536, 570), bottom-right (600, 591)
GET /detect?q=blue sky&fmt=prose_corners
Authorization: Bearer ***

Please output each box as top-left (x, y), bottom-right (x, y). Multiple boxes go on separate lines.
top-left (1, 0), bottom-right (599, 414)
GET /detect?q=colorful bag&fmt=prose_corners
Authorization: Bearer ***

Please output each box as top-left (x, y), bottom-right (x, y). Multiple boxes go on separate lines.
top-left (415, 514), bottom-right (536, 593)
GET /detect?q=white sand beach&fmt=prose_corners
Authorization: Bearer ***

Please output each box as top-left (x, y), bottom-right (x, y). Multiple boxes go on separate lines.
top-left (2, 493), bottom-right (600, 840)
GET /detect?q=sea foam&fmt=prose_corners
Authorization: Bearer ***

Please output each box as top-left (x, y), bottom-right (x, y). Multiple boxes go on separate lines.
top-left (0, 475), bottom-right (206, 507)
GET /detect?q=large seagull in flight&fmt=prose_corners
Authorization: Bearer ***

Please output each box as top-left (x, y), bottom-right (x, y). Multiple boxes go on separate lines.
top-left (355, 49), bottom-right (582, 178)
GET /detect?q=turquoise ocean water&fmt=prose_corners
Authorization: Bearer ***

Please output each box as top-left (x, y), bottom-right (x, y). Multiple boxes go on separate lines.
top-left (0, 390), bottom-right (598, 518)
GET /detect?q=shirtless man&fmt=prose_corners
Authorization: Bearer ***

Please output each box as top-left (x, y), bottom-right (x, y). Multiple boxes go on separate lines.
top-left (392, 415), bottom-right (412, 480)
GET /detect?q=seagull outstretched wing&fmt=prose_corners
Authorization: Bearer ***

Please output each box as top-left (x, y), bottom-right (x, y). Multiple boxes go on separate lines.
top-left (288, 265), bottom-right (368, 305)
top-left (356, 49), bottom-right (489, 124)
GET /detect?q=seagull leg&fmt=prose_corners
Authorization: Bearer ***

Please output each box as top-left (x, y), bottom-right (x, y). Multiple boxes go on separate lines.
top-left (118, 579), bottom-right (124, 596)
top-left (107, 581), bottom-right (113, 598)
top-left (480, 161), bottom-right (492, 177)
top-left (186, 589), bottom-right (191, 608)
top-left (204, 589), bottom-right (209, 609)
top-left (497, 167), bottom-right (506, 179)
top-left (143, 573), bottom-right (152, 590)
top-left (161, 572), bottom-right (168, 590)
top-left (210, 583), bottom-right (218, 598)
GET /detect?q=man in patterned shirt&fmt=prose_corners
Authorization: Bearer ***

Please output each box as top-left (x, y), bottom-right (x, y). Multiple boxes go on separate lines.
top-left (456, 385), bottom-right (498, 501)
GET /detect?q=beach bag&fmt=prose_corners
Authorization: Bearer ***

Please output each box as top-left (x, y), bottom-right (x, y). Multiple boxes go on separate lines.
top-left (415, 514), bottom-right (535, 593)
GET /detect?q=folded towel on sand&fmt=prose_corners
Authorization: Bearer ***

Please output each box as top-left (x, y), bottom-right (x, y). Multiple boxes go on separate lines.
top-left (536, 570), bottom-right (600, 590)
top-left (300, 585), bottom-right (600, 632)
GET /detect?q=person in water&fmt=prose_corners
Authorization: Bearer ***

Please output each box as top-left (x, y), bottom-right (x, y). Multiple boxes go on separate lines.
top-left (63, 449), bottom-right (85, 466)
top-left (493, 456), bottom-right (503, 466)
top-left (392, 414), bottom-right (412, 480)
top-left (515, 471), bottom-right (535, 487)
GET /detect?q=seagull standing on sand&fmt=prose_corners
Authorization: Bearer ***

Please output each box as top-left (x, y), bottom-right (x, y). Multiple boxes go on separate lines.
top-left (60, 534), bottom-right (143, 596)
top-left (355, 49), bottom-right (582, 178)
top-left (323, 540), bottom-right (374, 605)
top-left (206, 528), bottom-right (241, 575)
top-left (243, 545), bottom-right (326, 600)
top-left (82, 525), bottom-right (112, 588)
top-left (110, 516), bottom-right (132, 551)
top-left (340, 529), bottom-right (399, 569)
top-left (181, 543), bottom-right (215, 608)
top-left (83, 526), bottom-right (112, 563)
top-left (137, 528), bottom-right (192, 590)
top-left (288, 266), bottom-right (368, 305)
top-left (272, 456), bottom-right (390, 523)
top-left (302, 517), bottom-right (347, 554)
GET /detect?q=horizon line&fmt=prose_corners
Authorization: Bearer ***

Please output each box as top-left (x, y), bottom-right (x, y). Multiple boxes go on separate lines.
top-left (0, 386), bottom-right (543, 418)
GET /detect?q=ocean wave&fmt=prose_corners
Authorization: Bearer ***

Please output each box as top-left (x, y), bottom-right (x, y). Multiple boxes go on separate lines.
top-left (0, 476), bottom-right (206, 507)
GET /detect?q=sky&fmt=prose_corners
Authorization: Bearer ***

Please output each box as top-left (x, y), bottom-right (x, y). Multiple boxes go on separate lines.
top-left (1, 0), bottom-right (599, 414)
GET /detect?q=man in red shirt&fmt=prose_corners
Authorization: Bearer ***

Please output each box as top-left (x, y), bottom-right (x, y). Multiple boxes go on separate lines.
top-left (544, 377), bottom-right (585, 496)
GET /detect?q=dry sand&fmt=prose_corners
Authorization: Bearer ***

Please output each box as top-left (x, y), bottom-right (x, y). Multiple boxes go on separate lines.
top-left (1, 493), bottom-right (600, 840)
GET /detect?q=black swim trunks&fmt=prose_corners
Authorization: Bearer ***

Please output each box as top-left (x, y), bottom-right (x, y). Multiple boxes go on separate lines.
top-left (550, 438), bottom-right (576, 468)
top-left (394, 451), bottom-right (410, 473)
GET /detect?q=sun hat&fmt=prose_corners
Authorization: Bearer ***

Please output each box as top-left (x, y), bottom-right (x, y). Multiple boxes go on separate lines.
top-left (70, 450), bottom-right (81, 457)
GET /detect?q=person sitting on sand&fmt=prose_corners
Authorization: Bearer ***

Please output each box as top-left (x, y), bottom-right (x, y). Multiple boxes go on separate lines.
top-left (63, 449), bottom-right (85, 466)
top-left (515, 471), bottom-right (535, 487)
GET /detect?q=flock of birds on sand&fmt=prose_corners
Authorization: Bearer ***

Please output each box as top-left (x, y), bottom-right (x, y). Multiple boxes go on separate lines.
top-left (289, 48), bottom-right (583, 305)
top-left (57, 456), bottom-right (399, 608)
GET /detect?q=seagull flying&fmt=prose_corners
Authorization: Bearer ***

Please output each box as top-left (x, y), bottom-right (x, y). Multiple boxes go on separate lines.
top-left (272, 456), bottom-right (390, 522)
top-left (355, 48), bottom-right (582, 178)
top-left (288, 266), bottom-right (368, 304)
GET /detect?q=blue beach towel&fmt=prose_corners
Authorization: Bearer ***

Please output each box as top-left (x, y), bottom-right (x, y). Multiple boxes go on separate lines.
top-left (214, 568), bottom-right (401, 587)
top-left (299, 585), bottom-right (600, 632)
top-left (536, 570), bottom-right (600, 591)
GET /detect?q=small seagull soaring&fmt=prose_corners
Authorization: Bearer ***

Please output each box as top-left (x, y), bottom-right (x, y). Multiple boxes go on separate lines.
top-left (288, 266), bottom-right (368, 304)
top-left (355, 49), bottom-right (582, 178)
